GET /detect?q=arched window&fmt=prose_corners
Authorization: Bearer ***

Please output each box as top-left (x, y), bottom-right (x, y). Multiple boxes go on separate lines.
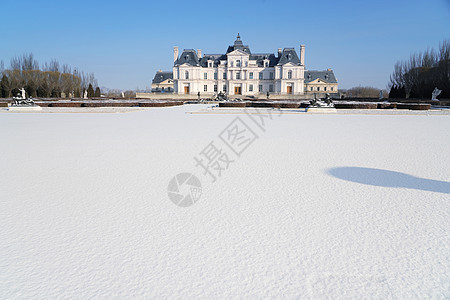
top-left (185, 71), bottom-right (189, 79)
top-left (288, 70), bottom-right (292, 79)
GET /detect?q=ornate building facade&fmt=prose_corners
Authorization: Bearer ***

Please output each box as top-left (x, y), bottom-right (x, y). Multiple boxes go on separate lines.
top-left (151, 70), bottom-right (174, 93)
top-left (172, 34), bottom-right (307, 96)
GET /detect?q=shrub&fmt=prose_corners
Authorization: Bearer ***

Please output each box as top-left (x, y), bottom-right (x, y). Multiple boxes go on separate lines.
top-left (249, 102), bottom-right (273, 108)
top-left (49, 102), bottom-right (82, 107)
top-left (396, 103), bottom-right (430, 110)
top-left (219, 102), bottom-right (248, 107)
top-left (334, 103), bottom-right (377, 109)
top-left (377, 103), bottom-right (397, 109)
top-left (82, 102), bottom-right (138, 107)
top-left (280, 102), bottom-right (300, 108)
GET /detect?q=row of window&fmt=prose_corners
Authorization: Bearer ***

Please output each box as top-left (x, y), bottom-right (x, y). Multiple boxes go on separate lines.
top-left (202, 84), bottom-right (274, 92)
top-left (309, 86), bottom-right (334, 91)
top-left (207, 59), bottom-right (272, 68)
top-left (190, 70), bottom-right (290, 80)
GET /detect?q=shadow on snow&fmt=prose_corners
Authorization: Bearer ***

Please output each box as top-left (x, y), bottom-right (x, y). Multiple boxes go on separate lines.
top-left (327, 167), bottom-right (450, 195)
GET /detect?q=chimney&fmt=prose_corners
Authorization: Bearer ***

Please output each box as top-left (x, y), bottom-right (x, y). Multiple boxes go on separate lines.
top-left (197, 49), bottom-right (202, 58)
top-left (173, 46), bottom-right (179, 63)
top-left (300, 45), bottom-right (305, 66)
top-left (278, 48), bottom-right (282, 57)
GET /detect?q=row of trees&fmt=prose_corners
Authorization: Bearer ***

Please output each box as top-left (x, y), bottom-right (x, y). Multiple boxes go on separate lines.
top-left (345, 86), bottom-right (388, 98)
top-left (0, 53), bottom-right (100, 98)
top-left (389, 39), bottom-right (449, 99)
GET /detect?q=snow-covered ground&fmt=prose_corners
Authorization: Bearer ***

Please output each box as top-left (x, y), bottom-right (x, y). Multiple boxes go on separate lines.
top-left (1, 105), bottom-right (449, 298)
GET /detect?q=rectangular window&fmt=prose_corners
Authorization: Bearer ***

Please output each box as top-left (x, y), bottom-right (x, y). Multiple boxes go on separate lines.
top-left (259, 72), bottom-right (263, 80)
top-left (204, 73), bottom-right (207, 80)
top-left (249, 72), bottom-right (253, 79)
top-left (214, 85), bottom-right (218, 92)
top-left (270, 72), bottom-right (274, 80)
top-left (317, 87), bottom-right (320, 91)
top-left (236, 60), bottom-right (241, 67)
top-left (249, 84), bottom-right (253, 92)
top-left (269, 85), bottom-right (274, 92)
top-left (223, 85), bottom-right (227, 92)
top-left (324, 87), bottom-right (327, 91)
top-left (236, 72), bottom-right (241, 80)
top-left (214, 72), bottom-right (218, 80)
top-left (331, 87), bottom-right (334, 91)
top-left (223, 72), bottom-right (227, 80)
top-left (208, 62), bottom-right (212, 67)
top-left (204, 85), bottom-right (208, 92)
top-left (258, 85), bottom-right (263, 92)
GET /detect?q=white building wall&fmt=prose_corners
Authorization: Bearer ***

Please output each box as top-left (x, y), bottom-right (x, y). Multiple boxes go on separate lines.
top-left (173, 50), bottom-right (305, 95)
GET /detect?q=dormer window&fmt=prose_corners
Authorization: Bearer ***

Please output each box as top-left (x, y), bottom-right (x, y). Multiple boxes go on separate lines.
top-left (185, 55), bottom-right (189, 60)
top-left (208, 62), bottom-right (212, 67)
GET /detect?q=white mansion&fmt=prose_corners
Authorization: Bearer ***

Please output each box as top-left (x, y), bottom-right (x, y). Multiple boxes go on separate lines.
top-left (171, 34), bottom-right (337, 96)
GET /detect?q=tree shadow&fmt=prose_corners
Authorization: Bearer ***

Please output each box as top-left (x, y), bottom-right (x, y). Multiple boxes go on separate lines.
top-left (327, 167), bottom-right (450, 194)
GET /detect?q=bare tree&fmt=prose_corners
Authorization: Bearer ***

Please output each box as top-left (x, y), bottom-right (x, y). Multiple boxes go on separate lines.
top-left (389, 39), bottom-right (449, 98)
top-left (2, 53), bottom-right (100, 98)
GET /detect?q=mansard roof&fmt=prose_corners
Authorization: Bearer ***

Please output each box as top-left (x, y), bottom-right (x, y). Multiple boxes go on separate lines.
top-left (250, 53), bottom-right (278, 67)
top-left (175, 35), bottom-right (302, 68)
top-left (226, 33), bottom-right (252, 54)
top-left (277, 48), bottom-right (301, 65)
top-left (152, 71), bottom-right (173, 84)
top-left (304, 70), bottom-right (337, 83)
top-left (198, 54), bottom-right (226, 67)
top-left (175, 49), bottom-right (200, 66)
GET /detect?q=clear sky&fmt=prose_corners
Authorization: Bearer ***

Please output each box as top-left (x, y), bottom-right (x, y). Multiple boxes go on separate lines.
top-left (1, 0), bottom-right (449, 90)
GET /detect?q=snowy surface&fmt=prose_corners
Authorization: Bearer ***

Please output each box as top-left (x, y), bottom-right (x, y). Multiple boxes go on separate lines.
top-left (1, 105), bottom-right (449, 298)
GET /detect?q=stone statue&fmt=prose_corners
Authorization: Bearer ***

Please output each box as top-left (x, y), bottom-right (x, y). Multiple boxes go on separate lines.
top-left (379, 90), bottom-right (383, 100)
top-left (83, 90), bottom-right (88, 99)
top-left (309, 93), bottom-right (334, 108)
top-left (431, 87), bottom-right (441, 101)
top-left (19, 88), bottom-right (26, 99)
top-left (215, 91), bottom-right (227, 101)
top-left (121, 92), bottom-right (125, 98)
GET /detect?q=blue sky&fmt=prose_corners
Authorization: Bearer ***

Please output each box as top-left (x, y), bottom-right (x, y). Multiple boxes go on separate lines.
top-left (1, 0), bottom-right (449, 90)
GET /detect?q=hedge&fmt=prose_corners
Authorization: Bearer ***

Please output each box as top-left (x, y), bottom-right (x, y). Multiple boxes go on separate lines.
top-left (396, 103), bottom-right (431, 110)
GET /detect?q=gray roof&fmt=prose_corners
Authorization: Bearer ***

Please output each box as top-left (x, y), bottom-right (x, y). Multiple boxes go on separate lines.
top-left (175, 49), bottom-right (200, 66)
top-left (225, 33), bottom-right (252, 54)
top-left (199, 54), bottom-right (227, 67)
top-left (249, 53), bottom-right (279, 67)
top-left (304, 70), bottom-right (337, 83)
top-left (152, 71), bottom-right (173, 84)
top-left (175, 35), bottom-right (301, 68)
top-left (277, 48), bottom-right (301, 65)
